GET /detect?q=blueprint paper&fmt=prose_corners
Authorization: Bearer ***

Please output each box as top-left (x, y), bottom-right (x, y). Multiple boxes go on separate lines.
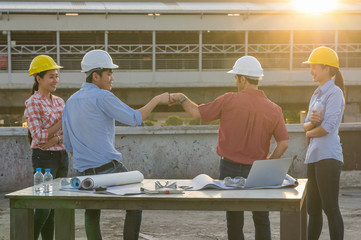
top-left (70, 171), bottom-right (144, 189)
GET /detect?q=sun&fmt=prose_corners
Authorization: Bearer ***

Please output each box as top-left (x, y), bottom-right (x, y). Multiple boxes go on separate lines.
top-left (293, 0), bottom-right (338, 15)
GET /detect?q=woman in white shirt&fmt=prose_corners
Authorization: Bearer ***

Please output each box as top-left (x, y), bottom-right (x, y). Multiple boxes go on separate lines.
top-left (303, 46), bottom-right (345, 240)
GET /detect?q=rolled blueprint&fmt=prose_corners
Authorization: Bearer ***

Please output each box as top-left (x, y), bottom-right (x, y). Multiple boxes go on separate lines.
top-left (70, 171), bottom-right (144, 190)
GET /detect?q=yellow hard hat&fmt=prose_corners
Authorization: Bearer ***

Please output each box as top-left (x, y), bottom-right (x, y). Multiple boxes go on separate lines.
top-left (303, 46), bottom-right (339, 69)
top-left (28, 55), bottom-right (63, 76)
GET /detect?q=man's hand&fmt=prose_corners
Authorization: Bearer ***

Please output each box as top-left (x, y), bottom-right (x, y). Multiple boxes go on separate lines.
top-left (155, 92), bottom-right (170, 104)
top-left (309, 110), bottom-right (323, 126)
top-left (169, 93), bottom-right (184, 106)
top-left (139, 92), bottom-right (172, 120)
top-left (39, 136), bottom-right (59, 150)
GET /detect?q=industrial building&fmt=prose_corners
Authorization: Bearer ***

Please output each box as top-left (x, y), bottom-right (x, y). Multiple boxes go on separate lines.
top-left (1, 0), bottom-right (361, 125)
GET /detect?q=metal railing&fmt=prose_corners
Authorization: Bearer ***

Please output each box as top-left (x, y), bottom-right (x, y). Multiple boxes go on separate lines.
top-left (0, 46), bottom-right (8, 55)
top-left (59, 45), bottom-right (105, 54)
top-left (11, 45), bottom-right (57, 55)
top-left (337, 43), bottom-right (361, 53)
top-left (108, 44), bottom-right (153, 54)
top-left (202, 44), bottom-right (245, 54)
top-left (2, 43), bottom-right (361, 71)
top-left (293, 43), bottom-right (335, 53)
top-left (156, 44), bottom-right (199, 54)
top-left (248, 44), bottom-right (290, 54)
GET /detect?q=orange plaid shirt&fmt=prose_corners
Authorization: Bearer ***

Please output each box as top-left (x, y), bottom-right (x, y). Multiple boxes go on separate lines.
top-left (24, 91), bottom-right (65, 151)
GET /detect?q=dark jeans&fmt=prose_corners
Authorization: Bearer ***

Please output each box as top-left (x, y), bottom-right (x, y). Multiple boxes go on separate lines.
top-left (32, 148), bottom-right (69, 240)
top-left (220, 158), bottom-right (271, 240)
top-left (307, 159), bottom-right (344, 240)
top-left (78, 161), bottom-right (142, 240)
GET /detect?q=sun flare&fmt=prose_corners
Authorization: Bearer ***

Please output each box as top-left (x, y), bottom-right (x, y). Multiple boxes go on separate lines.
top-left (293, 0), bottom-right (338, 14)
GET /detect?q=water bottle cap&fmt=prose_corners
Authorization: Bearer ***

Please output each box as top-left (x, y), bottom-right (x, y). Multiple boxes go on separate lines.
top-left (316, 99), bottom-right (321, 102)
top-left (36, 168), bottom-right (42, 172)
top-left (45, 169), bottom-right (51, 173)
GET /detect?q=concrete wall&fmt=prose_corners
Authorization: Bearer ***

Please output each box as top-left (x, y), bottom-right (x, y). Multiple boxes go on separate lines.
top-left (1, 124), bottom-right (361, 192)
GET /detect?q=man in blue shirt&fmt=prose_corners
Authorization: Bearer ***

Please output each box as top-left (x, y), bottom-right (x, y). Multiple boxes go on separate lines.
top-left (62, 50), bottom-right (169, 240)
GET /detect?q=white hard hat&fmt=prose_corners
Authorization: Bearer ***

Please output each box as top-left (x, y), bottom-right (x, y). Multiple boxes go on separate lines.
top-left (227, 56), bottom-right (264, 79)
top-left (81, 50), bottom-right (119, 73)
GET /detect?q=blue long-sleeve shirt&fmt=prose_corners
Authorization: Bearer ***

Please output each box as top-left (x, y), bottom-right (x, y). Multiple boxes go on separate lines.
top-left (304, 79), bottom-right (345, 164)
top-left (62, 83), bottom-right (143, 172)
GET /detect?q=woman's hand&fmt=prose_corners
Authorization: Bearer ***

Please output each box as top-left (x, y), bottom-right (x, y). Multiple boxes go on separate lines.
top-left (309, 110), bottom-right (323, 126)
top-left (39, 136), bottom-right (59, 150)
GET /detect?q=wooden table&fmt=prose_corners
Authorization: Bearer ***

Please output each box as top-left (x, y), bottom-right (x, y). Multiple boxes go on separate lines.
top-left (6, 179), bottom-right (307, 240)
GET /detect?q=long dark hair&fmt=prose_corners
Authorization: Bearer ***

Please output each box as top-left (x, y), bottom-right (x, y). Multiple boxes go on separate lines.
top-left (330, 66), bottom-right (345, 98)
top-left (322, 65), bottom-right (346, 98)
top-left (27, 71), bottom-right (48, 145)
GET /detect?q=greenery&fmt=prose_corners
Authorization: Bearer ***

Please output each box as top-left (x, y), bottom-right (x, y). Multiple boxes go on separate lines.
top-left (147, 113), bottom-right (155, 121)
top-left (283, 110), bottom-right (301, 124)
top-left (206, 119), bottom-right (220, 125)
top-left (188, 119), bottom-right (220, 125)
top-left (142, 110), bottom-right (301, 126)
top-left (144, 120), bottom-right (155, 126)
top-left (188, 119), bottom-right (203, 125)
top-left (163, 115), bottom-right (184, 126)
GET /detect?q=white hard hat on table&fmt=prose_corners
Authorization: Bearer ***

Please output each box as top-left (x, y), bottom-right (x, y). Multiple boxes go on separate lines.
top-left (81, 50), bottom-right (119, 74)
top-left (227, 56), bottom-right (264, 79)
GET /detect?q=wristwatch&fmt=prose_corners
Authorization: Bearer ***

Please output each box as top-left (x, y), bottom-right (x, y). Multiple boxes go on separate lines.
top-left (179, 96), bottom-right (187, 104)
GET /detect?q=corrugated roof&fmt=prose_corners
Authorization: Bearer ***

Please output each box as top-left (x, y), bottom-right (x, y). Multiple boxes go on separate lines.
top-left (0, 1), bottom-right (361, 14)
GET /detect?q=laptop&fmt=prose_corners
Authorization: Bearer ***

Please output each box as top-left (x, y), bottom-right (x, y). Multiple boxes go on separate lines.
top-left (244, 157), bottom-right (293, 188)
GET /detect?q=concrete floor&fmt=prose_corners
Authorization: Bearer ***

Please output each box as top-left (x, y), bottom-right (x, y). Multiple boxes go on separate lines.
top-left (1, 188), bottom-right (361, 240)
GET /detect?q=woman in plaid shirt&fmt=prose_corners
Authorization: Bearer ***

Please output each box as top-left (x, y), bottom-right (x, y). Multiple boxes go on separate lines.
top-left (24, 55), bottom-right (69, 240)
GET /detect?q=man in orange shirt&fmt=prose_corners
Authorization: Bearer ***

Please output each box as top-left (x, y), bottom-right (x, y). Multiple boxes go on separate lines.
top-left (170, 56), bottom-right (289, 240)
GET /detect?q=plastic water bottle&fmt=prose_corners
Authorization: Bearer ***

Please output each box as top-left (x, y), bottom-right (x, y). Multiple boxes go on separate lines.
top-left (34, 168), bottom-right (43, 193)
top-left (313, 99), bottom-right (324, 120)
top-left (43, 169), bottom-right (53, 193)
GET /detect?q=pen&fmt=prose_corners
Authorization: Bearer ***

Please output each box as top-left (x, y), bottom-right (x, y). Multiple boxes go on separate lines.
top-left (140, 187), bottom-right (184, 194)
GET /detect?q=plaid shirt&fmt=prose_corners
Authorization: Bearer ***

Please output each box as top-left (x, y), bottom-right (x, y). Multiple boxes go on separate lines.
top-left (24, 91), bottom-right (65, 151)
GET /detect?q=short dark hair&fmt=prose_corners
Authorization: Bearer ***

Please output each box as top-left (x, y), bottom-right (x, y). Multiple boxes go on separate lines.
top-left (236, 75), bottom-right (259, 86)
top-left (86, 69), bottom-right (112, 83)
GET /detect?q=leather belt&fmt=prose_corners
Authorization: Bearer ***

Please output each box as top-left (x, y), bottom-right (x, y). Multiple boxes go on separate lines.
top-left (221, 157), bottom-right (250, 166)
top-left (83, 160), bottom-right (120, 175)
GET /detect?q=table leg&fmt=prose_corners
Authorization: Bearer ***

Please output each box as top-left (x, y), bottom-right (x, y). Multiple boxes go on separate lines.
top-left (55, 208), bottom-right (75, 240)
top-left (10, 208), bottom-right (34, 240)
top-left (301, 199), bottom-right (307, 240)
top-left (280, 210), bottom-right (302, 240)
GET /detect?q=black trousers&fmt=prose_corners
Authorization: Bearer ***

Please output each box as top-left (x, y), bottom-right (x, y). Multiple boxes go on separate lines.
top-left (32, 148), bottom-right (69, 240)
top-left (307, 159), bottom-right (344, 240)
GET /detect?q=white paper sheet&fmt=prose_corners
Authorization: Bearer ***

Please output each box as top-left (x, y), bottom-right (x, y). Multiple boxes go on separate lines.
top-left (180, 174), bottom-right (298, 191)
top-left (105, 184), bottom-right (143, 195)
top-left (178, 174), bottom-right (239, 191)
top-left (70, 171), bottom-right (144, 190)
top-left (60, 184), bottom-right (143, 195)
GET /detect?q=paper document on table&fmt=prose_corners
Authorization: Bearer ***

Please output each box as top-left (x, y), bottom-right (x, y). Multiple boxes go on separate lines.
top-left (104, 184), bottom-right (143, 195)
top-left (180, 174), bottom-right (241, 191)
top-left (60, 183), bottom-right (143, 195)
top-left (69, 171), bottom-right (144, 190)
top-left (181, 174), bottom-right (298, 191)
